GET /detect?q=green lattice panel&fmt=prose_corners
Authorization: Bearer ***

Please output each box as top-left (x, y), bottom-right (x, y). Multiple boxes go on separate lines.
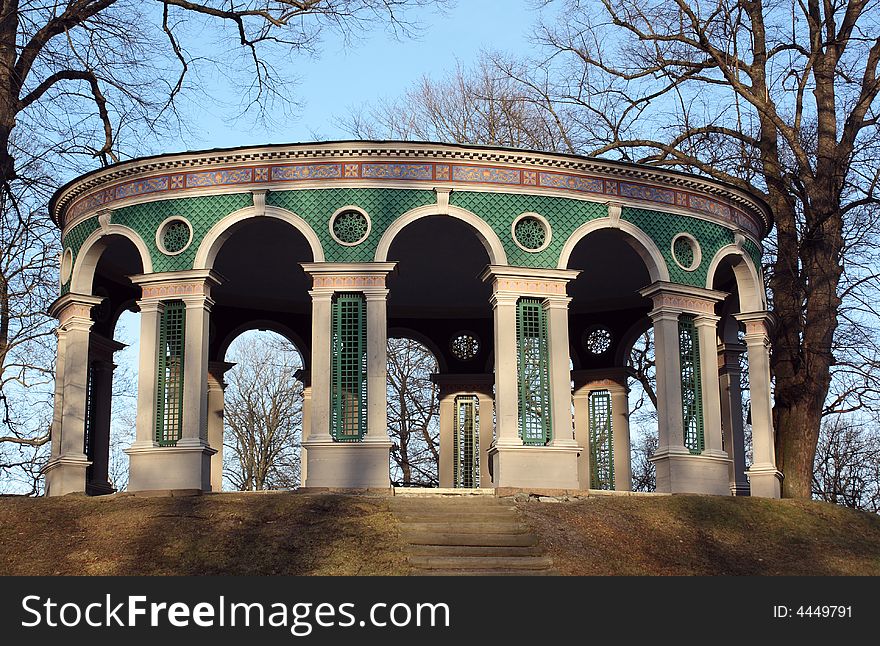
top-left (517, 298), bottom-right (552, 445)
top-left (112, 194), bottom-right (251, 273)
top-left (623, 207), bottom-right (736, 286)
top-left (450, 191), bottom-right (606, 268)
top-left (268, 188), bottom-right (436, 263)
top-left (60, 216), bottom-right (100, 294)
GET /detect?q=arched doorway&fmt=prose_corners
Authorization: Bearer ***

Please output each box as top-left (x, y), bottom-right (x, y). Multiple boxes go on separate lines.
top-left (385, 214), bottom-right (495, 488)
top-left (221, 329), bottom-right (304, 491)
top-left (206, 216), bottom-right (315, 491)
top-left (565, 227), bottom-right (659, 491)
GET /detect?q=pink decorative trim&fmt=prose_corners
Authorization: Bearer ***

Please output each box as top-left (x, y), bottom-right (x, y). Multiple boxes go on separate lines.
top-left (141, 281), bottom-right (209, 298)
top-left (650, 292), bottom-right (717, 314)
top-left (495, 278), bottom-right (568, 296)
top-left (311, 274), bottom-right (387, 289)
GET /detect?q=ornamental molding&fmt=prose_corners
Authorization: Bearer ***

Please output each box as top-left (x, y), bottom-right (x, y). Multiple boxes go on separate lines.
top-left (50, 141), bottom-right (771, 237)
top-left (301, 261), bottom-right (396, 292)
top-left (130, 269), bottom-right (223, 299)
top-left (49, 293), bottom-right (103, 324)
top-left (640, 281), bottom-right (728, 314)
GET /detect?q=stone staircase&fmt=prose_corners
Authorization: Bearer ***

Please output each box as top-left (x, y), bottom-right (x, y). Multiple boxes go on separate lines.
top-left (390, 490), bottom-right (557, 576)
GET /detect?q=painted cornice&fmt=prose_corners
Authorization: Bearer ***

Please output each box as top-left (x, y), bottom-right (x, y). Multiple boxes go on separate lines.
top-left (50, 140), bottom-right (772, 238)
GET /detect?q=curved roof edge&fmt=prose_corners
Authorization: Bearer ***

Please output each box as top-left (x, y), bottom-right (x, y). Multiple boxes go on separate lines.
top-left (50, 140), bottom-right (773, 238)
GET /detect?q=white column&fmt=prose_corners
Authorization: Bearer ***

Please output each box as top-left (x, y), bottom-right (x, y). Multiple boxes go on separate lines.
top-left (719, 343), bottom-right (750, 495)
top-left (609, 384), bottom-right (632, 491)
top-left (739, 313), bottom-right (783, 498)
top-left (180, 294), bottom-right (212, 446)
top-left (133, 299), bottom-right (163, 446)
top-left (651, 309), bottom-right (687, 455)
top-left (49, 328), bottom-right (67, 459)
top-left (695, 314), bottom-right (726, 458)
top-left (300, 385), bottom-right (311, 488)
top-left (572, 385), bottom-right (591, 490)
top-left (207, 361), bottom-right (232, 493)
top-left (491, 292), bottom-right (521, 447)
top-left (44, 295), bottom-right (101, 496)
top-left (545, 296), bottom-right (577, 448)
top-left (307, 290), bottom-right (333, 444)
top-left (365, 290), bottom-right (390, 444)
top-left (438, 394), bottom-right (455, 488)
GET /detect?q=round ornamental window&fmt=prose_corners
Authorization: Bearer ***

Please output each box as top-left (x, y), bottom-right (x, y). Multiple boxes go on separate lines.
top-left (59, 248), bottom-right (73, 285)
top-left (584, 327), bottom-right (612, 355)
top-left (671, 233), bottom-right (701, 271)
top-left (512, 213), bottom-right (551, 252)
top-left (156, 217), bottom-right (193, 256)
top-left (450, 333), bottom-right (480, 361)
top-left (330, 207), bottom-right (371, 246)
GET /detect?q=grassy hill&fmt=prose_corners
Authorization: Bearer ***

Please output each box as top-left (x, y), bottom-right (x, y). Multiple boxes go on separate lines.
top-left (1, 491), bottom-right (878, 575)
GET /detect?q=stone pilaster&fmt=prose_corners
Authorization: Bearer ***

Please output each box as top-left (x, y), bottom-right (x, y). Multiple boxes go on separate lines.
top-left (640, 282), bottom-right (731, 495)
top-left (481, 266), bottom-right (581, 490)
top-left (207, 361), bottom-right (234, 492)
top-left (44, 294), bottom-right (102, 496)
top-left (737, 312), bottom-right (783, 498)
top-left (718, 343), bottom-right (750, 495)
top-left (300, 263), bottom-right (395, 489)
top-left (125, 271), bottom-right (220, 493)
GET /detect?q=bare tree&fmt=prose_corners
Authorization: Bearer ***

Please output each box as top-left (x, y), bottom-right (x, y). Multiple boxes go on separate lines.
top-left (223, 333), bottom-right (302, 491)
top-left (350, 1), bottom-right (880, 499)
top-left (0, 0), bottom-right (447, 491)
top-left (813, 416), bottom-right (880, 512)
top-left (387, 337), bottom-right (439, 486)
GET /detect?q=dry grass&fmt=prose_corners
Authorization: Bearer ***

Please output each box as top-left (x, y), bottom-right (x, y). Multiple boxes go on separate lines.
top-left (520, 494), bottom-right (880, 575)
top-left (0, 492), bottom-right (409, 576)
top-left (2, 492), bottom-right (878, 575)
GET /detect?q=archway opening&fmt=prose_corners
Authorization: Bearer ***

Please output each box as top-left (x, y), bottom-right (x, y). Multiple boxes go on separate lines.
top-left (386, 215), bottom-right (494, 489)
top-left (387, 337), bottom-right (440, 487)
top-left (712, 255), bottom-right (752, 495)
top-left (567, 228), bottom-right (655, 491)
top-left (85, 235), bottom-right (144, 494)
top-left (222, 329), bottom-right (304, 491)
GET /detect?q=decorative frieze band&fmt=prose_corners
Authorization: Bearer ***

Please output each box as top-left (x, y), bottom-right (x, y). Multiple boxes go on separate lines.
top-left (494, 278), bottom-right (568, 296)
top-left (140, 281), bottom-right (211, 299)
top-left (53, 145), bottom-right (770, 238)
top-left (311, 274), bottom-right (388, 290)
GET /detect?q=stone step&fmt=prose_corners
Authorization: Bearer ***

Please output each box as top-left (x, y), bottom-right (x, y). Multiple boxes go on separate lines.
top-left (407, 544), bottom-right (545, 558)
top-left (393, 488), bottom-right (496, 497)
top-left (399, 521), bottom-right (526, 534)
top-left (407, 555), bottom-right (554, 570)
top-left (390, 499), bottom-right (513, 510)
top-left (410, 569), bottom-right (558, 576)
top-left (402, 531), bottom-right (539, 547)
top-left (394, 510), bottom-right (519, 522)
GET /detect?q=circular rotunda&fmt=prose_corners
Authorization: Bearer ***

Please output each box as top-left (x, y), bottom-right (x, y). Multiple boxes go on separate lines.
top-left (44, 141), bottom-right (782, 498)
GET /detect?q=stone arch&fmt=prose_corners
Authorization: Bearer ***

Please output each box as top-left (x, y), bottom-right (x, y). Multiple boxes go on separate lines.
top-left (70, 225), bottom-right (153, 294)
top-left (705, 245), bottom-right (765, 312)
top-left (557, 218), bottom-right (670, 282)
top-left (387, 326), bottom-right (449, 374)
top-left (194, 205), bottom-right (324, 270)
top-left (374, 204), bottom-right (508, 265)
top-left (218, 319), bottom-right (309, 369)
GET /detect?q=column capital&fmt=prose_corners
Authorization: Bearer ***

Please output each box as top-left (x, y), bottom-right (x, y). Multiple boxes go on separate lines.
top-left (542, 295), bottom-right (572, 309)
top-left (301, 261), bottom-right (397, 295)
top-left (481, 265), bottom-right (579, 298)
top-left (717, 342), bottom-right (747, 373)
top-left (430, 372), bottom-right (494, 398)
top-left (49, 293), bottom-right (103, 328)
top-left (639, 281), bottom-right (727, 317)
top-left (572, 368), bottom-right (629, 393)
top-left (693, 313), bottom-right (721, 327)
top-left (208, 360), bottom-right (235, 389)
top-left (131, 269), bottom-right (223, 301)
top-left (736, 310), bottom-right (774, 340)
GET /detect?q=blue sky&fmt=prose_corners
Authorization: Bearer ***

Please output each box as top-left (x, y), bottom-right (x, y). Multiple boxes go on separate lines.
top-left (182, 1), bottom-right (544, 149)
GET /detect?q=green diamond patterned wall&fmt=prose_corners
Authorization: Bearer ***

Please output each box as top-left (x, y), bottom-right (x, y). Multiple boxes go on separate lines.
top-left (450, 191), bottom-right (607, 268)
top-left (60, 215), bottom-right (100, 294)
top-left (743, 238), bottom-right (763, 277)
top-left (623, 207), bottom-right (736, 286)
top-left (112, 194), bottom-right (251, 273)
top-left (268, 188), bottom-right (436, 263)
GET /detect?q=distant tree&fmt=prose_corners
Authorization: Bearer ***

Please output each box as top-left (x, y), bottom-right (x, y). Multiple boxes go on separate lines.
top-left (223, 334), bottom-right (302, 491)
top-left (387, 338), bottom-right (439, 486)
top-left (813, 417), bottom-right (880, 512)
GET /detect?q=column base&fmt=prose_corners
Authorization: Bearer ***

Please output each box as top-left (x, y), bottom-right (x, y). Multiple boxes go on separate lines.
top-left (747, 464), bottom-right (783, 498)
top-left (488, 444), bottom-right (581, 489)
top-left (730, 481), bottom-right (751, 496)
top-left (303, 439), bottom-right (392, 488)
top-left (44, 455), bottom-right (91, 496)
top-left (125, 441), bottom-right (216, 493)
top-left (651, 449), bottom-right (732, 495)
